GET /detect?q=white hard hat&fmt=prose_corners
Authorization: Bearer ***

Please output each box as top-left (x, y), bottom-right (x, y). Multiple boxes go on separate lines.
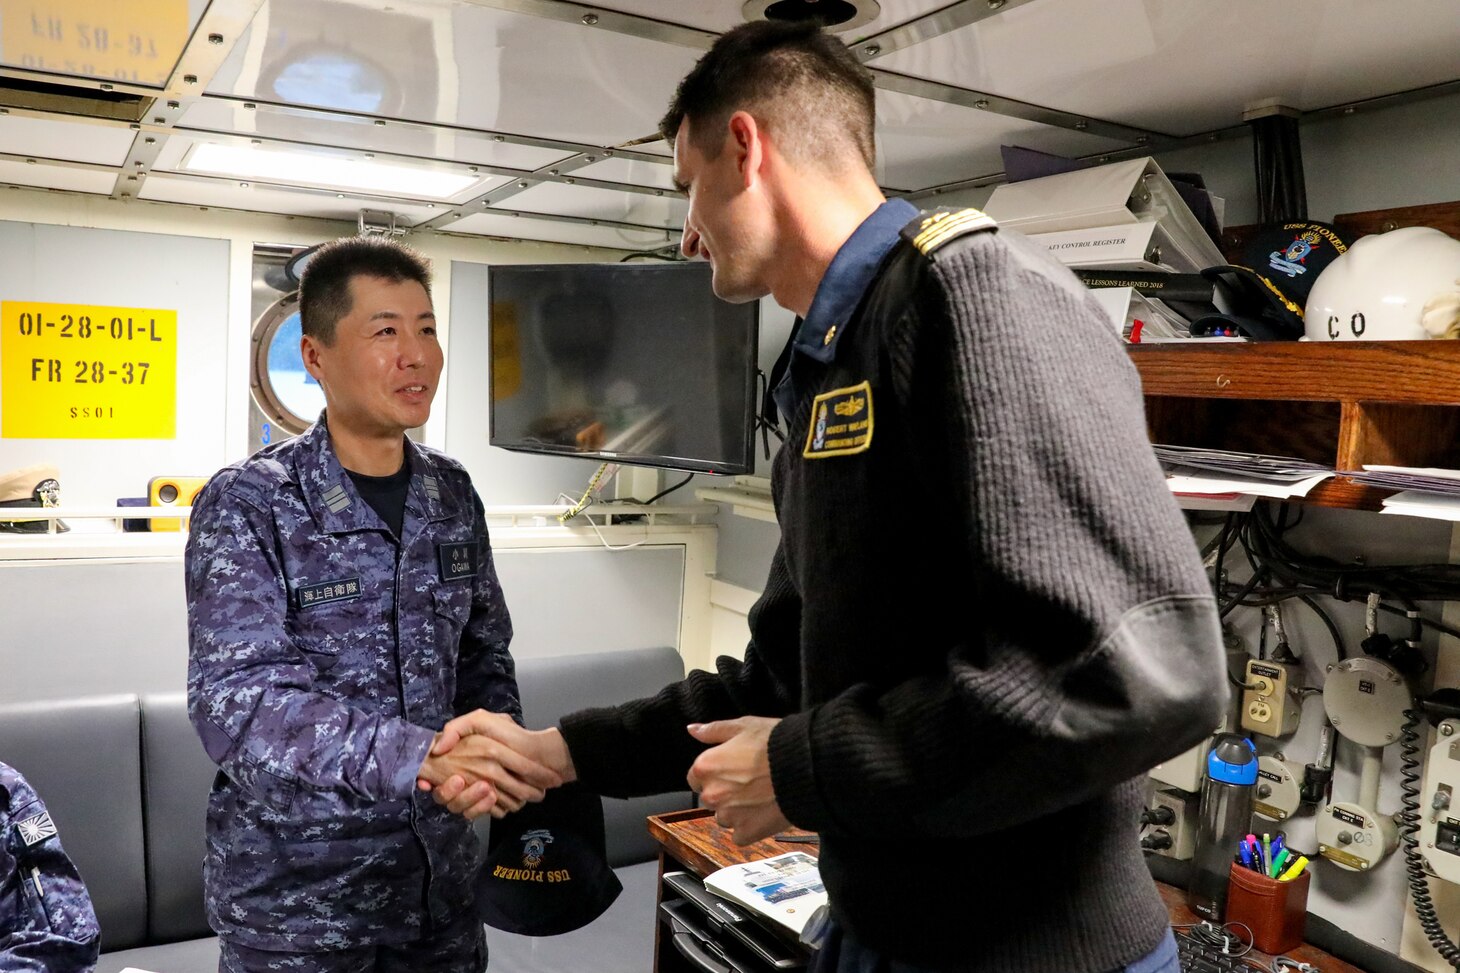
top-left (1304, 226), bottom-right (1460, 341)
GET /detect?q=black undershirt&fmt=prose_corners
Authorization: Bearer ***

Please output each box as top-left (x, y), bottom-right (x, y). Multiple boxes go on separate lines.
top-left (347, 455), bottom-right (410, 539)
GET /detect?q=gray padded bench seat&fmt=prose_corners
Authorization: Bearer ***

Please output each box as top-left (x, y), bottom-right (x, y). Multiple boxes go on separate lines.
top-left (0, 647), bottom-right (694, 973)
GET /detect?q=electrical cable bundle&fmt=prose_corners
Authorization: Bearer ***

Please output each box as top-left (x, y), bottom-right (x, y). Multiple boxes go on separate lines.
top-left (1251, 112), bottom-right (1307, 223)
top-left (1205, 504), bottom-right (1460, 652)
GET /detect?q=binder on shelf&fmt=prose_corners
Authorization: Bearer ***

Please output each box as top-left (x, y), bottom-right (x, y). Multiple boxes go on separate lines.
top-left (1027, 221), bottom-right (1201, 273)
top-left (1071, 269), bottom-right (1215, 302)
top-left (984, 157), bottom-right (1225, 271)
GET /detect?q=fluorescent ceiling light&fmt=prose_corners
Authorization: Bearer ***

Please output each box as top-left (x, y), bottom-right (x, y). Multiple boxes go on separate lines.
top-left (182, 143), bottom-right (477, 200)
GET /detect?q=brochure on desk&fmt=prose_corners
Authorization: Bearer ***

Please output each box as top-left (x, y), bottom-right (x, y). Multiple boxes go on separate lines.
top-left (704, 851), bottom-right (827, 936)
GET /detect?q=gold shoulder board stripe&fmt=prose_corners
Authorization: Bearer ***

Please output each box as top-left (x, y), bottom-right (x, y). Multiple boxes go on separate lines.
top-left (911, 208), bottom-right (998, 255)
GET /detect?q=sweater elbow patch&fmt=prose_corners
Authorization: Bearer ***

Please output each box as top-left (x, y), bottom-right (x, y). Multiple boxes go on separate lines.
top-left (1050, 594), bottom-right (1224, 743)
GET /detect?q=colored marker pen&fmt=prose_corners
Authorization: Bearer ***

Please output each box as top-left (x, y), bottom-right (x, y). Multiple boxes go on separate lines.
top-left (1280, 855), bottom-right (1309, 881)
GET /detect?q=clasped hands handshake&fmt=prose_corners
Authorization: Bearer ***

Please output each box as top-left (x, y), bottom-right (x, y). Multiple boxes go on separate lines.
top-left (415, 713), bottom-right (794, 844)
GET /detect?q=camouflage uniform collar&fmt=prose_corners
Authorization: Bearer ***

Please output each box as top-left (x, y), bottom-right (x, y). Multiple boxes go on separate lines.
top-left (296, 416), bottom-right (460, 535)
top-left (402, 436), bottom-right (460, 526)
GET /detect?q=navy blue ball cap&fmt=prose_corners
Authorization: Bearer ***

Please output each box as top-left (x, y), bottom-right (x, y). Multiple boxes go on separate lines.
top-left (474, 782), bottom-right (623, 937)
top-left (1199, 222), bottom-right (1349, 340)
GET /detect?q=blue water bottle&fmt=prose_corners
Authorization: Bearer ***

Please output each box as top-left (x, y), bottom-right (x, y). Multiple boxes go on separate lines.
top-left (1187, 734), bottom-right (1258, 921)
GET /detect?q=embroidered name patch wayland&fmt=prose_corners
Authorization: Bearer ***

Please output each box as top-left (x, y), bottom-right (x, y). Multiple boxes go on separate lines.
top-left (18, 811), bottom-right (57, 847)
top-left (296, 577), bottom-right (362, 609)
top-left (438, 541), bottom-right (479, 582)
top-left (804, 381), bottom-right (874, 458)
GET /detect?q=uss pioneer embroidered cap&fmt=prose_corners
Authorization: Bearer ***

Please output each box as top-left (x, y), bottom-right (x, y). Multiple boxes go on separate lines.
top-left (0, 464), bottom-right (68, 533)
top-left (1192, 221), bottom-right (1348, 340)
top-left (474, 782), bottom-right (622, 936)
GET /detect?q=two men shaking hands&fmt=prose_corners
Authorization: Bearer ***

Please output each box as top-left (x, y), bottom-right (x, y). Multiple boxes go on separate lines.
top-left (416, 710), bottom-right (792, 845)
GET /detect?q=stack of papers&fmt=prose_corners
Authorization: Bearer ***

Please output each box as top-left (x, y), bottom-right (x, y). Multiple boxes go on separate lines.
top-left (1343, 465), bottom-right (1460, 495)
top-left (1154, 446), bottom-right (1334, 504)
top-left (1343, 466), bottom-right (1460, 522)
top-left (1089, 287), bottom-right (1191, 342)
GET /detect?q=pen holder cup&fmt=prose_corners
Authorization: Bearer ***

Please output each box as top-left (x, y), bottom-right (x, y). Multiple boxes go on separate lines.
top-left (1225, 861), bottom-right (1310, 954)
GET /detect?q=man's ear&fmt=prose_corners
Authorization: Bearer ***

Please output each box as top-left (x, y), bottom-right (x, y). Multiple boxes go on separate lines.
top-left (726, 111), bottom-right (763, 190)
top-left (301, 333), bottom-right (327, 387)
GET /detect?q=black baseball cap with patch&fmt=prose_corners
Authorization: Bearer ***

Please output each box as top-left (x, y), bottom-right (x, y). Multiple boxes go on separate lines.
top-left (1190, 221), bottom-right (1349, 340)
top-left (474, 782), bottom-right (622, 937)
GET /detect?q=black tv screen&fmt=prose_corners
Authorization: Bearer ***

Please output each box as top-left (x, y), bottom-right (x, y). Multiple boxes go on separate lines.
top-left (487, 262), bottom-right (760, 475)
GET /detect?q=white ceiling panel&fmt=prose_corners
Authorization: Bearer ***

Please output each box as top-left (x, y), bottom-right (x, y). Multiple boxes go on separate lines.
top-left (139, 173), bottom-right (444, 225)
top-left (0, 0), bottom-right (211, 87)
top-left (592, 0), bottom-right (949, 38)
top-left (206, 0), bottom-right (701, 148)
top-left (508, 181), bottom-right (687, 228)
top-left (178, 99), bottom-right (575, 172)
top-left (874, 89), bottom-right (1128, 190)
top-left (874, 0), bottom-right (1460, 136)
top-left (0, 114), bottom-right (136, 166)
top-left (575, 156), bottom-right (677, 190)
top-left (0, 158), bottom-right (114, 194)
top-left (450, 211), bottom-right (676, 250)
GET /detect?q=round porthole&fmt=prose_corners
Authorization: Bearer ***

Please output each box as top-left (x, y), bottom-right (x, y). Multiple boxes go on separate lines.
top-left (250, 291), bottom-right (325, 436)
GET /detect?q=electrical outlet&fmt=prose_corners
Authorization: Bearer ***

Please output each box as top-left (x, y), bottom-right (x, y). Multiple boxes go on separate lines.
top-left (1145, 787), bottom-right (1198, 860)
top-left (1241, 659), bottom-right (1301, 738)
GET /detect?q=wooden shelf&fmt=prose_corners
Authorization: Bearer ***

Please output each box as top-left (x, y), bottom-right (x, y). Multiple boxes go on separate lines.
top-left (1129, 341), bottom-right (1460, 510)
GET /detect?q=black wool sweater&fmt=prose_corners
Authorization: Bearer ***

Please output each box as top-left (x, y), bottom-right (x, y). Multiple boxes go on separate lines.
top-left (561, 222), bottom-right (1226, 973)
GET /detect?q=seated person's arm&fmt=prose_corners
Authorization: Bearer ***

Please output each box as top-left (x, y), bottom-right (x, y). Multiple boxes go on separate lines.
top-left (1, 774), bottom-right (100, 973)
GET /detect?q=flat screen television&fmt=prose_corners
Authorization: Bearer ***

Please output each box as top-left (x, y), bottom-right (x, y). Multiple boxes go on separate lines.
top-left (487, 261), bottom-right (760, 475)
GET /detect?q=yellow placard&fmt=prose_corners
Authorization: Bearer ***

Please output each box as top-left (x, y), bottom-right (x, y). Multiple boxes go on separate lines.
top-left (1, 301), bottom-right (177, 439)
top-left (0, 0), bottom-right (190, 87)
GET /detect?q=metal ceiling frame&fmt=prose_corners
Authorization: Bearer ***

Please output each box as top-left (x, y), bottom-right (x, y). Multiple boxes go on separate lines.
top-left (0, 150), bottom-right (119, 176)
top-left (112, 0), bottom-right (269, 201)
top-left (456, 0), bottom-right (1170, 143)
top-left (1, 0), bottom-right (1457, 234)
top-left (422, 150), bottom-right (611, 229)
top-left (850, 0), bottom-right (1041, 62)
top-left (143, 167), bottom-right (465, 212)
top-left (187, 93), bottom-right (674, 165)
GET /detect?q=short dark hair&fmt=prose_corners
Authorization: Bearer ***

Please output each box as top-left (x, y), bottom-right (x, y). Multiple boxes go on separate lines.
top-left (660, 20), bottom-right (875, 172)
top-left (297, 236), bottom-right (432, 344)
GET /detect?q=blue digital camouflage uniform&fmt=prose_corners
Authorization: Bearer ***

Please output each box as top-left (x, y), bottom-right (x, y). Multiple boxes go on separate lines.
top-left (185, 418), bottom-right (520, 955)
top-left (0, 760), bottom-right (102, 972)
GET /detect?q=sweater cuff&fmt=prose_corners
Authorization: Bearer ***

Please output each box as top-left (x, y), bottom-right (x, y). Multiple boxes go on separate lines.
top-left (558, 707), bottom-right (622, 793)
top-left (768, 709), bottom-right (829, 833)
top-left (386, 720), bottom-right (437, 800)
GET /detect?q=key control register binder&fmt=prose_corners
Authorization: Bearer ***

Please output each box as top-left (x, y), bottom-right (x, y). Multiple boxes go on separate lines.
top-left (661, 870), bottom-right (806, 972)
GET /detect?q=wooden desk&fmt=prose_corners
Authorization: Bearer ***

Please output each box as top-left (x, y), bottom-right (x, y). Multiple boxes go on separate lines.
top-left (649, 808), bottom-right (818, 972)
top-left (647, 808), bottom-right (1370, 973)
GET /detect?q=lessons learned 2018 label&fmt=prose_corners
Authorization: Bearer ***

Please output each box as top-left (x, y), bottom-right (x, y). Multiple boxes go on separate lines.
top-left (2, 301), bottom-right (178, 439)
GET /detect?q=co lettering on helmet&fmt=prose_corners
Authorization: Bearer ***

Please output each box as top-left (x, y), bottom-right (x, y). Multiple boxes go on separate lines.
top-left (1326, 312), bottom-right (1366, 339)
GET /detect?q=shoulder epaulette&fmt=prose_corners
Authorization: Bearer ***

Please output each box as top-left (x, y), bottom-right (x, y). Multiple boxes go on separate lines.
top-left (900, 207), bottom-right (998, 256)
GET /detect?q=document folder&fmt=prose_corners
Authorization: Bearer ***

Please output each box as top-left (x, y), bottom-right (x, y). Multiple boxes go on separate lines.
top-left (1024, 221), bottom-right (1207, 273)
top-left (984, 157), bottom-right (1224, 271)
